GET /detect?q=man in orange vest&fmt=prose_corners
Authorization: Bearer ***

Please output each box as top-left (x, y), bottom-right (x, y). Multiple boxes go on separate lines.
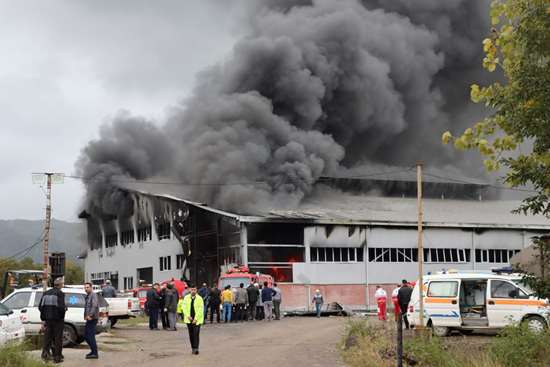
top-left (375, 286), bottom-right (387, 321)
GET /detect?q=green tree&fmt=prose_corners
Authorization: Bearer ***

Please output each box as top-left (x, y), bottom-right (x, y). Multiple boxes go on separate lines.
top-left (442, 0), bottom-right (550, 297)
top-left (64, 260), bottom-right (84, 284)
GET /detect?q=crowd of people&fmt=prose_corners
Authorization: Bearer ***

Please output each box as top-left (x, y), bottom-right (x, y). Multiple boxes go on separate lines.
top-left (144, 281), bottom-right (287, 355)
top-left (374, 279), bottom-right (414, 329)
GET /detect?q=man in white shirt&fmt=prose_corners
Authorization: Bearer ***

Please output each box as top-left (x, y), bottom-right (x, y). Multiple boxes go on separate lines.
top-left (375, 286), bottom-right (387, 321)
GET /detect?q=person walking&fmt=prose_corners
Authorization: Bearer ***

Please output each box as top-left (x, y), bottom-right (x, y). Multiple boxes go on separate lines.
top-left (272, 283), bottom-right (282, 320)
top-left (198, 283), bottom-right (210, 321)
top-left (164, 283), bottom-right (179, 331)
top-left (312, 289), bottom-right (324, 318)
top-left (375, 286), bottom-right (388, 321)
top-left (83, 282), bottom-right (99, 359)
top-left (182, 285), bottom-right (204, 355)
top-left (234, 283), bottom-right (248, 322)
top-left (221, 285), bottom-right (233, 323)
top-left (246, 283), bottom-right (259, 321)
top-left (261, 282), bottom-right (276, 322)
top-left (146, 283), bottom-right (161, 330)
top-left (397, 279), bottom-right (413, 329)
top-left (159, 283), bottom-right (169, 330)
top-left (256, 284), bottom-right (264, 320)
top-left (208, 285), bottom-right (221, 323)
top-left (391, 284), bottom-right (401, 322)
top-left (38, 277), bottom-right (66, 364)
top-left (101, 280), bottom-right (117, 298)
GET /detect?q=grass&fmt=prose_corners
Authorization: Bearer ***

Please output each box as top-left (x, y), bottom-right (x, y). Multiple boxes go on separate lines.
top-left (341, 318), bottom-right (550, 367)
top-left (0, 342), bottom-right (51, 367)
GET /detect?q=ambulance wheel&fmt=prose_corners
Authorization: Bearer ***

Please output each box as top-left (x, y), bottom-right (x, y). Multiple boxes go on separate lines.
top-left (62, 324), bottom-right (78, 347)
top-left (430, 322), bottom-right (450, 337)
top-left (524, 315), bottom-right (546, 333)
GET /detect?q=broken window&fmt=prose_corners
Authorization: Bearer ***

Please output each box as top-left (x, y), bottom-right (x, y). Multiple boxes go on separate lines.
top-left (310, 247), bottom-right (362, 263)
top-left (105, 233), bottom-right (117, 248)
top-left (120, 230), bottom-right (134, 246)
top-left (248, 246), bottom-right (304, 263)
top-left (249, 265), bottom-right (293, 283)
top-left (156, 222), bottom-right (171, 240)
top-left (137, 226), bottom-right (152, 242)
top-left (247, 223), bottom-right (304, 245)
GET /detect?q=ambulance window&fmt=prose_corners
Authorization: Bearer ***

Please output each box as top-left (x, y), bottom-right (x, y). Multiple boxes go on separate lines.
top-left (491, 280), bottom-right (519, 298)
top-left (427, 281), bottom-right (458, 297)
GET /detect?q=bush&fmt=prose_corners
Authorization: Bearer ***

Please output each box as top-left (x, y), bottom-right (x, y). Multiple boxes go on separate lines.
top-left (489, 323), bottom-right (550, 367)
top-left (404, 335), bottom-right (460, 367)
top-left (0, 342), bottom-right (51, 367)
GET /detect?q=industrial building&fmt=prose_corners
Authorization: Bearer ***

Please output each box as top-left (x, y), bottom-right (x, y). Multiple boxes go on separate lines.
top-left (81, 177), bottom-right (550, 310)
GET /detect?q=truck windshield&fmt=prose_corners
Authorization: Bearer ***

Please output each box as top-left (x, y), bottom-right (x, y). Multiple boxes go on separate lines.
top-left (220, 277), bottom-right (250, 289)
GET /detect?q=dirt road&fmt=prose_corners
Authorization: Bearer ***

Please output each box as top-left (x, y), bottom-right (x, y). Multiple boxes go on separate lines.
top-left (55, 317), bottom-right (346, 367)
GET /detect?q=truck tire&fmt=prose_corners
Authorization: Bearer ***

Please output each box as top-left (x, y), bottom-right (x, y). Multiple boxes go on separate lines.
top-left (430, 321), bottom-right (450, 337)
top-left (524, 315), bottom-right (546, 333)
top-left (62, 324), bottom-right (78, 347)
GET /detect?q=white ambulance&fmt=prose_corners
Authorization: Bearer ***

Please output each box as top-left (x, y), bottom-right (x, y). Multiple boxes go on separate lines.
top-left (407, 271), bottom-right (549, 336)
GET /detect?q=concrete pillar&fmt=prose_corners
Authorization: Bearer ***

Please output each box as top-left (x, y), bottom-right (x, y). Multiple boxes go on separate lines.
top-left (240, 223), bottom-right (248, 266)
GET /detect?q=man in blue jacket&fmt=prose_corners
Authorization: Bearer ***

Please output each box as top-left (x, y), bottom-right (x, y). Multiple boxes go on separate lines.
top-left (261, 282), bottom-right (276, 322)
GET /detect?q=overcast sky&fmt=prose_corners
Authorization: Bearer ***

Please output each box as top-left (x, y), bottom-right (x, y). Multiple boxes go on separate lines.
top-left (0, 0), bottom-right (247, 221)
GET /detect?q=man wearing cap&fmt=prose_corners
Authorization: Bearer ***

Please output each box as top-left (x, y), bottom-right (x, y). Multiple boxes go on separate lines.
top-left (38, 277), bottom-right (66, 363)
top-left (182, 284), bottom-right (204, 355)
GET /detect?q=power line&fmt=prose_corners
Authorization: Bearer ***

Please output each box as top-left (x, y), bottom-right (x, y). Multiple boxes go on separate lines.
top-left (5, 233), bottom-right (45, 260)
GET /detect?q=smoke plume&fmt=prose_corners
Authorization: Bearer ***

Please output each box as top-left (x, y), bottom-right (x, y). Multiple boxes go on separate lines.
top-left (77, 0), bottom-right (490, 215)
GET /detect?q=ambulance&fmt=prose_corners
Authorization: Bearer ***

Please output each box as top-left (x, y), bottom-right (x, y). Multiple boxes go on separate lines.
top-left (407, 271), bottom-right (549, 336)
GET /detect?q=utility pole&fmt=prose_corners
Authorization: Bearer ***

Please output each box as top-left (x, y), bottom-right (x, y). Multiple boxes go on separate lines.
top-left (32, 173), bottom-right (64, 291)
top-left (417, 163), bottom-right (425, 329)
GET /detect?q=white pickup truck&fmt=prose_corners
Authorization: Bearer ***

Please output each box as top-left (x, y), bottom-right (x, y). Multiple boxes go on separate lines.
top-left (65, 285), bottom-right (140, 327)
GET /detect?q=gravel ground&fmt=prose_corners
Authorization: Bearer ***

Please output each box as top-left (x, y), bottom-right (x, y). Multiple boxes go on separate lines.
top-left (37, 317), bottom-right (347, 367)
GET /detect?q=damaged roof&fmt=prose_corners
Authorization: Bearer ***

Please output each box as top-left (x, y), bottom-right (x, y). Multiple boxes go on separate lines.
top-left (119, 182), bottom-right (550, 230)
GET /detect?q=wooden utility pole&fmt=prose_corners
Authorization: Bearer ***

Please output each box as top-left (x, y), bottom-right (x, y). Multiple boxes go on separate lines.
top-left (42, 173), bottom-right (53, 291)
top-left (417, 163), bottom-right (425, 329)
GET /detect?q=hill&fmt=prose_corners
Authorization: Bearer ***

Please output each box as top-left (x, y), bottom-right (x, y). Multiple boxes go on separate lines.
top-left (0, 219), bottom-right (85, 263)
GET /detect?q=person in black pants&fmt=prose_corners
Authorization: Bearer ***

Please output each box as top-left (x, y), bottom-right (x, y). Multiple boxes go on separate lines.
top-left (146, 283), bottom-right (161, 330)
top-left (38, 277), bottom-right (66, 364)
top-left (208, 285), bottom-right (221, 323)
top-left (159, 284), bottom-right (169, 330)
top-left (182, 284), bottom-right (204, 355)
top-left (397, 279), bottom-right (413, 330)
top-left (84, 282), bottom-right (99, 359)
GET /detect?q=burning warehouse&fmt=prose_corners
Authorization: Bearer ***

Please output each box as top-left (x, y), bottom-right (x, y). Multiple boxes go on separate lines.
top-left (80, 176), bottom-right (550, 311)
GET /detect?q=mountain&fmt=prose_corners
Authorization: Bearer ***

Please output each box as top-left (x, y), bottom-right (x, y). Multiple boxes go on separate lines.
top-left (0, 219), bottom-right (86, 263)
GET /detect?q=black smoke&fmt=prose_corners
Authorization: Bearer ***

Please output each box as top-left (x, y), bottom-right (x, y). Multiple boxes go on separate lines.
top-left (77, 0), bottom-right (491, 215)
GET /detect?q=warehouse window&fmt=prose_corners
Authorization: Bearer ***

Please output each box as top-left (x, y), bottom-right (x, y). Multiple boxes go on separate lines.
top-left (368, 248), bottom-right (470, 263)
top-left (123, 277), bottom-right (134, 290)
top-left (137, 225), bottom-right (152, 242)
top-left (310, 247), bottom-right (363, 263)
top-left (475, 249), bottom-right (520, 263)
top-left (156, 222), bottom-right (171, 240)
top-left (247, 223), bottom-right (304, 245)
top-left (105, 233), bottom-right (118, 248)
top-left (120, 230), bottom-right (134, 246)
top-left (248, 246), bottom-right (304, 263)
top-left (249, 264), bottom-right (293, 283)
top-left (159, 256), bottom-right (171, 271)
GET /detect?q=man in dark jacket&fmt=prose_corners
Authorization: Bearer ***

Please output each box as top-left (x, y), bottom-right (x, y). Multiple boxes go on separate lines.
top-left (261, 282), bottom-right (277, 322)
top-left (159, 283), bottom-right (168, 330)
top-left (38, 277), bottom-right (66, 363)
top-left (164, 283), bottom-right (179, 331)
top-left (208, 285), bottom-right (221, 323)
top-left (198, 283), bottom-right (210, 321)
top-left (146, 283), bottom-right (161, 330)
top-left (101, 280), bottom-right (116, 298)
top-left (246, 283), bottom-right (259, 321)
top-left (84, 282), bottom-right (99, 359)
top-left (397, 279), bottom-right (413, 329)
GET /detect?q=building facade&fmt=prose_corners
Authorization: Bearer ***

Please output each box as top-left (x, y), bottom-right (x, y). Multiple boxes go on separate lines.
top-left (82, 183), bottom-right (550, 311)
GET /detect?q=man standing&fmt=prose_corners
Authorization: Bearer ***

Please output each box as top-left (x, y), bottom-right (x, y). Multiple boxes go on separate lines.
top-left (391, 284), bottom-right (401, 321)
top-left (208, 285), bottom-right (221, 323)
top-left (256, 284), bottom-right (264, 320)
top-left (164, 283), bottom-right (179, 331)
top-left (84, 282), bottom-right (99, 359)
top-left (261, 282), bottom-right (276, 322)
top-left (182, 285), bottom-right (204, 355)
top-left (159, 283), bottom-right (168, 330)
top-left (38, 277), bottom-right (66, 364)
top-left (246, 283), bottom-right (259, 321)
top-left (234, 283), bottom-right (248, 322)
top-left (221, 285), bottom-right (233, 323)
top-left (146, 283), bottom-right (161, 330)
top-left (397, 279), bottom-right (413, 329)
top-left (375, 286), bottom-right (387, 321)
top-left (272, 283), bottom-right (282, 320)
top-left (312, 289), bottom-right (324, 318)
top-left (101, 280), bottom-right (116, 298)
top-left (198, 283), bottom-right (210, 321)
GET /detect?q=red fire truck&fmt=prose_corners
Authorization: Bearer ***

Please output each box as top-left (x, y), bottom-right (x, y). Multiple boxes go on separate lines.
top-left (218, 266), bottom-right (273, 289)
